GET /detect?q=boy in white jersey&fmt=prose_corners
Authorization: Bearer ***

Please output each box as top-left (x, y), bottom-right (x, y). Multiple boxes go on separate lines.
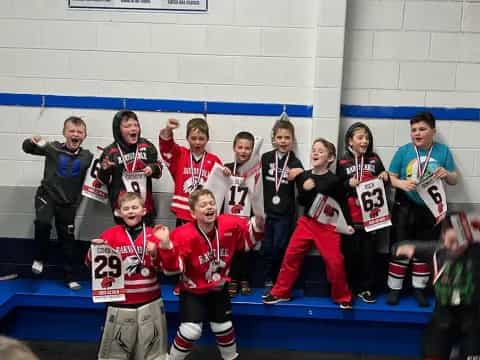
top-left (222, 132), bottom-right (261, 296)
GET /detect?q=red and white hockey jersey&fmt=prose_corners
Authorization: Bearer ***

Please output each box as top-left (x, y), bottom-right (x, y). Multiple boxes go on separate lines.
top-left (170, 214), bottom-right (263, 294)
top-left (86, 224), bottom-right (181, 305)
top-left (159, 137), bottom-right (222, 221)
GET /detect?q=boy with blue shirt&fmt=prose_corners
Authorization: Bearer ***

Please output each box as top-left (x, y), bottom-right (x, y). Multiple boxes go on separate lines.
top-left (387, 112), bottom-right (458, 306)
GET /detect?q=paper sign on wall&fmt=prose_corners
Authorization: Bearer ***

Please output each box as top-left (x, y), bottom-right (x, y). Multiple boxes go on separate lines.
top-left (69, 0), bottom-right (207, 11)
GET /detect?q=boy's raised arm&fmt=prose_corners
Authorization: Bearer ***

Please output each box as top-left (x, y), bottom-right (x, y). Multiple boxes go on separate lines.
top-left (22, 136), bottom-right (48, 156)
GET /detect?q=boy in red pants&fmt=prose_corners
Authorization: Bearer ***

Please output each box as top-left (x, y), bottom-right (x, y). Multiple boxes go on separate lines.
top-left (263, 138), bottom-right (354, 309)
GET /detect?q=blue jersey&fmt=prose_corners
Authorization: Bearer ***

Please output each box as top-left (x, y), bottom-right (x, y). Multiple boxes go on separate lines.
top-left (389, 142), bottom-right (455, 205)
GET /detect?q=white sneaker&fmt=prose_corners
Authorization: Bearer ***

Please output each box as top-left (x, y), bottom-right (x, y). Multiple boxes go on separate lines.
top-left (32, 260), bottom-right (44, 274)
top-left (0, 273), bottom-right (18, 281)
top-left (67, 281), bottom-right (81, 290)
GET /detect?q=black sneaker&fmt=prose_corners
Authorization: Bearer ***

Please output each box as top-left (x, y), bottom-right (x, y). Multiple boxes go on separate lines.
top-left (339, 301), bottom-right (353, 310)
top-left (386, 289), bottom-right (401, 306)
top-left (358, 291), bottom-right (376, 304)
top-left (262, 282), bottom-right (273, 299)
top-left (263, 293), bottom-right (291, 305)
top-left (413, 289), bottom-right (429, 307)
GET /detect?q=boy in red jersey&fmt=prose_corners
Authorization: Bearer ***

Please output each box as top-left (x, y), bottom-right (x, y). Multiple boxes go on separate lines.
top-left (159, 118), bottom-right (223, 226)
top-left (168, 189), bottom-right (263, 360)
top-left (87, 192), bottom-right (180, 360)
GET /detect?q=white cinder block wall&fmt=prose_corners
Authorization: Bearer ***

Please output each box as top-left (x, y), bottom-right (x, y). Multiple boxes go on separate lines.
top-left (0, 0), bottom-right (347, 240)
top-left (3, 0), bottom-right (479, 242)
top-left (342, 0), bottom-right (480, 205)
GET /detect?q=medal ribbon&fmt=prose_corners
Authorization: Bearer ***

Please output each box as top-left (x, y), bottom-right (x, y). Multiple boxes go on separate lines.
top-left (274, 151), bottom-right (290, 194)
top-left (354, 154), bottom-right (364, 182)
top-left (414, 145), bottom-right (434, 180)
top-left (116, 144), bottom-right (139, 173)
top-left (190, 152), bottom-right (206, 190)
top-left (233, 161), bottom-right (238, 177)
top-left (432, 249), bottom-right (448, 285)
top-left (124, 223), bottom-right (146, 266)
top-left (197, 225), bottom-right (220, 265)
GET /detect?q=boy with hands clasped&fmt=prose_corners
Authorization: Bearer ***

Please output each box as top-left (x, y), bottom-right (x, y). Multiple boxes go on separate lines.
top-left (87, 192), bottom-right (180, 360)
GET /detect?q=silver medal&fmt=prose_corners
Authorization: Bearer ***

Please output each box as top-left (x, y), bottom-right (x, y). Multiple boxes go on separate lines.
top-left (272, 195), bottom-right (281, 205)
top-left (141, 267), bottom-right (151, 277)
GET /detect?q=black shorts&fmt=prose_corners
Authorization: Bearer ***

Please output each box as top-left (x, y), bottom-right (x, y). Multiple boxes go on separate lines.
top-left (423, 305), bottom-right (480, 359)
top-left (392, 191), bottom-right (440, 243)
top-left (180, 286), bottom-right (232, 323)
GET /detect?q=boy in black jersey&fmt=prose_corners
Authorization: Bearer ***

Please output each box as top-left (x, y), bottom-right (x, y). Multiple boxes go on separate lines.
top-left (261, 116), bottom-right (303, 297)
top-left (98, 110), bottom-right (162, 226)
top-left (264, 138), bottom-right (354, 309)
top-left (337, 122), bottom-right (389, 304)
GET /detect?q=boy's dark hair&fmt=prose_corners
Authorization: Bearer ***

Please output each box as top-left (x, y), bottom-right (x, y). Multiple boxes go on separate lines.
top-left (112, 110), bottom-right (140, 146)
top-left (118, 110), bottom-right (139, 124)
top-left (313, 138), bottom-right (336, 165)
top-left (117, 192), bottom-right (145, 208)
top-left (189, 188), bottom-right (215, 211)
top-left (63, 116), bottom-right (87, 135)
top-left (271, 119), bottom-right (295, 145)
top-left (186, 118), bottom-right (209, 140)
top-left (344, 122), bottom-right (374, 155)
top-left (410, 112), bottom-right (435, 129)
top-left (233, 131), bottom-right (255, 147)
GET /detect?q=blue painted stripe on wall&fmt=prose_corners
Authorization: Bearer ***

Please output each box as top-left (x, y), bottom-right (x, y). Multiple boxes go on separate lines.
top-left (2, 93), bottom-right (479, 120)
top-left (126, 98), bottom-right (205, 113)
top-left (0, 93), bottom-right (313, 118)
top-left (341, 105), bottom-right (480, 121)
top-left (45, 95), bottom-right (124, 110)
top-left (0, 93), bottom-right (43, 107)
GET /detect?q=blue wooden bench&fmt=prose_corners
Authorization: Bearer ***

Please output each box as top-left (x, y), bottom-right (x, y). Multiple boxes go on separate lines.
top-left (0, 279), bottom-right (433, 357)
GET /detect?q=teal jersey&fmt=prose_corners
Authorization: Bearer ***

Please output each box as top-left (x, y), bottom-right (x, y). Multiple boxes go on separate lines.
top-left (389, 142), bottom-right (455, 205)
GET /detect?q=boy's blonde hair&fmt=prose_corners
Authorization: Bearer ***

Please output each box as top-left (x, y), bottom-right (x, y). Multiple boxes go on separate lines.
top-left (313, 137), bottom-right (336, 165)
top-left (186, 118), bottom-right (209, 140)
top-left (188, 188), bottom-right (215, 211)
top-left (117, 192), bottom-right (145, 208)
